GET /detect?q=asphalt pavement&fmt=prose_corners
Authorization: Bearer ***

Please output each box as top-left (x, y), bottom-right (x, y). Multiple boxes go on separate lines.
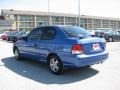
top-left (0, 41), bottom-right (120, 90)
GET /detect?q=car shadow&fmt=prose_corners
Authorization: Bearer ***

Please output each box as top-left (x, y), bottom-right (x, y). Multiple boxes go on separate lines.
top-left (1, 57), bottom-right (99, 84)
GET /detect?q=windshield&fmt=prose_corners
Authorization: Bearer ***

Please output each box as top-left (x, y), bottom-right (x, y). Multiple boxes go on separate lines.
top-left (61, 26), bottom-right (92, 38)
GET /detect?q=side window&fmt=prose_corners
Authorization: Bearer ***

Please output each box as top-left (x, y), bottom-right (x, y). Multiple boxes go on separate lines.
top-left (116, 31), bottom-right (120, 35)
top-left (112, 31), bottom-right (116, 35)
top-left (42, 27), bottom-right (56, 40)
top-left (27, 28), bottom-right (43, 40)
top-left (118, 31), bottom-right (120, 35)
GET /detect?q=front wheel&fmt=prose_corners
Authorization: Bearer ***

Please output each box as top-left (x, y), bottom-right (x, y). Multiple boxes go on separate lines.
top-left (14, 48), bottom-right (21, 60)
top-left (48, 55), bottom-right (63, 75)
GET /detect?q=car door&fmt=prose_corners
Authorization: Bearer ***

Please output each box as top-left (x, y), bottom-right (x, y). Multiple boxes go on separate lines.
top-left (21, 28), bottom-right (43, 60)
top-left (118, 31), bottom-right (120, 41)
top-left (38, 27), bottom-right (56, 60)
top-left (112, 31), bottom-right (120, 41)
top-left (115, 31), bottom-right (120, 41)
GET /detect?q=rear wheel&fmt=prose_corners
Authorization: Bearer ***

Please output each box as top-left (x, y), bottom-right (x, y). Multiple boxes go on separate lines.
top-left (14, 48), bottom-right (21, 60)
top-left (108, 37), bottom-right (113, 42)
top-left (48, 55), bottom-right (63, 75)
top-left (83, 65), bottom-right (91, 68)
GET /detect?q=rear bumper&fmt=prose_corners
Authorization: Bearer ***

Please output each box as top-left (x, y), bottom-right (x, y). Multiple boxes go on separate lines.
top-left (60, 51), bottom-right (109, 68)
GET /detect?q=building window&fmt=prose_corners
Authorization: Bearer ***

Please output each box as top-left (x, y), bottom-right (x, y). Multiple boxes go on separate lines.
top-left (36, 16), bottom-right (48, 21)
top-left (52, 16), bottom-right (64, 23)
top-left (19, 22), bottom-right (34, 27)
top-left (19, 15), bottom-right (34, 21)
top-left (87, 19), bottom-right (92, 23)
top-left (36, 22), bottom-right (49, 27)
top-left (65, 17), bottom-right (76, 22)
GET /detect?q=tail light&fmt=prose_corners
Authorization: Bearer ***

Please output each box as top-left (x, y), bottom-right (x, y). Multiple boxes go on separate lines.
top-left (4, 35), bottom-right (8, 40)
top-left (71, 44), bottom-right (84, 54)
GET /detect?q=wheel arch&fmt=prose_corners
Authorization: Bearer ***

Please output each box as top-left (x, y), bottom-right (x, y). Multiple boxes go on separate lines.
top-left (13, 46), bottom-right (18, 54)
top-left (108, 36), bottom-right (114, 42)
top-left (47, 53), bottom-right (64, 74)
top-left (47, 53), bottom-right (61, 62)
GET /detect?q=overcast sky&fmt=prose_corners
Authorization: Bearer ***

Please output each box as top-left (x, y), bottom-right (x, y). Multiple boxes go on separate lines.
top-left (0, 0), bottom-right (120, 18)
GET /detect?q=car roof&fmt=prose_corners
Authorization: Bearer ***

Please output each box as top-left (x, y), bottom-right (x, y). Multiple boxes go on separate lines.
top-left (36, 25), bottom-right (75, 28)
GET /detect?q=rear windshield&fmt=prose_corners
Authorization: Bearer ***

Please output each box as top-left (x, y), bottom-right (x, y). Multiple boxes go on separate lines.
top-left (10, 31), bottom-right (20, 35)
top-left (61, 26), bottom-right (92, 38)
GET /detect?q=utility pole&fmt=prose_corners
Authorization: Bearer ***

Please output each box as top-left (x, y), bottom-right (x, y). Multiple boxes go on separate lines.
top-left (78, 0), bottom-right (80, 27)
top-left (48, 0), bottom-right (50, 25)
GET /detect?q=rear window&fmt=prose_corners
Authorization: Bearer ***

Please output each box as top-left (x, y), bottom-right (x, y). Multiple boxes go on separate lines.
top-left (10, 31), bottom-right (20, 35)
top-left (61, 26), bottom-right (92, 38)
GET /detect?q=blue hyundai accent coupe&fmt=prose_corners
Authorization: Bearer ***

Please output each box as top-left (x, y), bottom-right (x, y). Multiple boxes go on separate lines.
top-left (13, 26), bottom-right (108, 74)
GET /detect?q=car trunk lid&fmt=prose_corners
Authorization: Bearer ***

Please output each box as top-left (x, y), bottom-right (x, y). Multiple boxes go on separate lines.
top-left (75, 37), bottom-right (106, 55)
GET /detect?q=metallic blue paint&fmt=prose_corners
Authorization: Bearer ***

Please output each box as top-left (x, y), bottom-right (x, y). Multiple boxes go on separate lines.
top-left (13, 26), bottom-right (108, 68)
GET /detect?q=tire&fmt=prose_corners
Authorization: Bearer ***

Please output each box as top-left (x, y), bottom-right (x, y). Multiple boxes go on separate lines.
top-left (14, 48), bottom-right (21, 60)
top-left (12, 39), bottom-right (15, 42)
top-left (48, 55), bottom-right (63, 75)
top-left (83, 65), bottom-right (91, 68)
top-left (108, 37), bottom-right (113, 42)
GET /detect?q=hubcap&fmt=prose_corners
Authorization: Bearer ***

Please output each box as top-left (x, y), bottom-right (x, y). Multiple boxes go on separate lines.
top-left (109, 38), bottom-right (112, 42)
top-left (50, 58), bottom-right (59, 72)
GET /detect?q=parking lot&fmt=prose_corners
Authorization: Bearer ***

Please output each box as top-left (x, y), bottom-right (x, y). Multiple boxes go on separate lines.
top-left (0, 40), bottom-right (120, 90)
